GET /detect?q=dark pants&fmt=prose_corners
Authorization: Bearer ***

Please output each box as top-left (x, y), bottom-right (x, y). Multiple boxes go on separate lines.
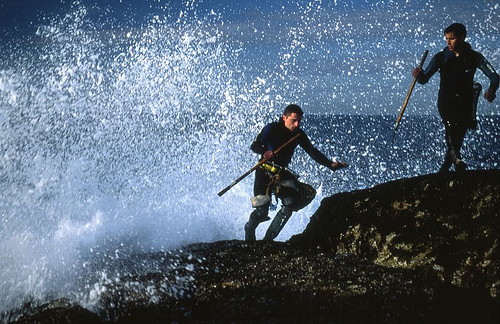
top-left (440, 121), bottom-right (468, 173)
top-left (438, 94), bottom-right (473, 173)
top-left (245, 168), bottom-right (316, 241)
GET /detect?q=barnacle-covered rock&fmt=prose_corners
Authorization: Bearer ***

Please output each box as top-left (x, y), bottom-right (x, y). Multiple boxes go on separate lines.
top-left (9, 170), bottom-right (500, 323)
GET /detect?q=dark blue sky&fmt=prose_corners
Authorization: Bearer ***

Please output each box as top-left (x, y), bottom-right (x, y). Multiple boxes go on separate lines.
top-left (1, 0), bottom-right (499, 114)
top-left (2, 0), bottom-right (487, 38)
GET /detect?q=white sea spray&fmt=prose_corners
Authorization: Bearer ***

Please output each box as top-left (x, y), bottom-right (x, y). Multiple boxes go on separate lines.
top-left (0, 0), bottom-right (499, 319)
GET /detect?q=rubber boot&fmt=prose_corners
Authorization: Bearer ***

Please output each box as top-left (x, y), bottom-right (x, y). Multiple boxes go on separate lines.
top-left (438, 152), bottom-right (453, 174)
top-left (263, 207), bottom-right (293, 241)
top-left (448, 148), bottom-right (466, 173)
top-left (445, 124), bottom-right (467, 173)
top-left (244, 206), bottom-right (270, 242)
top-left (454, 159), bottom-right (467, 173)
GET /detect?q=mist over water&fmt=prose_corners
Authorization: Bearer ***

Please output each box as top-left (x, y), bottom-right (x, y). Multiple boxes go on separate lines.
top-left (0, 0), bottom-right (499, 316)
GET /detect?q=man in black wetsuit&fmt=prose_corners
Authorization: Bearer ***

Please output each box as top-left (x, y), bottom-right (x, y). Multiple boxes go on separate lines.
top-left (244, 104), bottom-right (347, 242)
top-left (412, 23), bottom-right (499, 173)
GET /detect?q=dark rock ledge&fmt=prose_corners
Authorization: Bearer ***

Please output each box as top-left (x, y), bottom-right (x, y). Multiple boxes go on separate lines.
top-left (8, 170), bottom-right (500, 323)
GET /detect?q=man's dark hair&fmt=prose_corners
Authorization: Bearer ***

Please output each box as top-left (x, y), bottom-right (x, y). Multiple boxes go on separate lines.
top-left (444, 23), bottom-right (467, 39)
top-left (283, 104), bottom-right (303, 117)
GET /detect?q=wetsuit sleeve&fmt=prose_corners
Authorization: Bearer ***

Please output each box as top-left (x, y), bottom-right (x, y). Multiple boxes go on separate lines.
top-left (250, 124), bottom-right (274, 155)
top-left (478, 57), bottom-right (500, 92)
top-left (299, 131), bottom-right (335, 170)
top-left (416, 53), bottom-right (440, 85)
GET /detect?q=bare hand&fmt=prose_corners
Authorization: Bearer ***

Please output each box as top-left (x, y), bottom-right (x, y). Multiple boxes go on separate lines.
top-left (263, 150), bottom-right (275, 160)
top-left (412, 68), bottom-right (422, 79)
top-left (484, 89), bottom-right (496, 103)
top-left (331, 161), bottom-right (348, 171)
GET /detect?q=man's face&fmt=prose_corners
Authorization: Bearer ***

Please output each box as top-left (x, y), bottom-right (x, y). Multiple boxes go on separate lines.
top-left (283, 112), bottom-right (302, 132)
top-left (445, 32), bottom-right (464, 53)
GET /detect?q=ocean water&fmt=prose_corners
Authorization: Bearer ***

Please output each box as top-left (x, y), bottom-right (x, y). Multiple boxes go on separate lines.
top-left (0, 0), bottom-right (499, 318)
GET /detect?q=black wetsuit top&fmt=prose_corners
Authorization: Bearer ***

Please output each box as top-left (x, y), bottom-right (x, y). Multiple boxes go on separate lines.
top-left (250, 120), bottom-right (334, 170)
top-left (416, 42), bottom-right (499, 123)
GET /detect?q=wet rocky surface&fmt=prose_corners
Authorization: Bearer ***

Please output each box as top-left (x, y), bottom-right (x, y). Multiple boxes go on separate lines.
top-left (7, 169), bottom-right (500, 323)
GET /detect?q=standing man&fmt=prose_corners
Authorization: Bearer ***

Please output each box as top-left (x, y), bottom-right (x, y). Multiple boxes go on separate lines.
top-left (244, 104), bottom-right (347, 242)
top-left (412, 23), bottom-right (499, 173)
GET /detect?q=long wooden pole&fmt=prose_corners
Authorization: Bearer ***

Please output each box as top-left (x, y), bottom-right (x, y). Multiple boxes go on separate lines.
top-left (394, 50), bottom-right (429, 131)
top-left (218, 133), bottom-right (300, 197)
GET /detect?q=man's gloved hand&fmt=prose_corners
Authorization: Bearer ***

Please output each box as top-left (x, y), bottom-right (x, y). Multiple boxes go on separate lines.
top-left (331, 161), bottom-right (348, 171)
top-left (412, 67), bottom-right (422, 79)
top-left (484, 89), bottom-right (496, 103)
top-left (263, 150), bottom-right (275, 160)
